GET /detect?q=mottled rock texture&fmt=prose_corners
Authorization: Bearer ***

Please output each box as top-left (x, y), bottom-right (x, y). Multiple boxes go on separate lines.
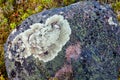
top-left (4, 1), bottom-right (120, 80)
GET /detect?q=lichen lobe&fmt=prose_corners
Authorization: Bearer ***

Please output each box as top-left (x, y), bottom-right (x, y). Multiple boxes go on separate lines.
top-left (10, 15), bottom-right (71, 62)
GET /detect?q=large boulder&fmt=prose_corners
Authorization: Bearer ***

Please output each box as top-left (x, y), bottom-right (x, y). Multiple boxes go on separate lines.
top-left (4, 1), bottom-right (120, 80)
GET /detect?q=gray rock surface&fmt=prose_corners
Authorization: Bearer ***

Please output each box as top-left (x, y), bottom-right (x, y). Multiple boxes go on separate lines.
top-left (4, 1), bottom-right (120, 80)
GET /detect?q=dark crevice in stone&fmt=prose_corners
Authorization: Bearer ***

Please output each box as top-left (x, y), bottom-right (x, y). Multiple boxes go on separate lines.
top-left (10, 70), bottom-right (16, 78)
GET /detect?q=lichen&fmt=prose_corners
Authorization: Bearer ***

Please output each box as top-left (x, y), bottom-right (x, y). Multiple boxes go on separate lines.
top-left (10, 15), bottom-right (71, 62)
top-left (108, 17), bottom-right (117, 26)
top-left (10, 22), bottom-right (16, 29)
top-left (2, 1), bottom-right (120, 79)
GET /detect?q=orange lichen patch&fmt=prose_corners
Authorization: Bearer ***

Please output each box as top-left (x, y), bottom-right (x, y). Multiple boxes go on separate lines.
top-left (65, 42), bottom-right (81, 62)
top-left (55, 64), bottom-right (72, 78)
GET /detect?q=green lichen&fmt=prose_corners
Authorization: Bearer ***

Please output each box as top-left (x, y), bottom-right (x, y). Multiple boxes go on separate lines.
top-left (35, 5), bottom-right (43, 12)
top-left (112, 2), bottom-right (120, 12)
top-left (10, 22), bottom-right (16, 29)
top-left (63, 0), bottom-right (76, 5)
top-left (21, 13), bottom-right (29, 20)
top-left (111, 2), bottom-right (120, 21)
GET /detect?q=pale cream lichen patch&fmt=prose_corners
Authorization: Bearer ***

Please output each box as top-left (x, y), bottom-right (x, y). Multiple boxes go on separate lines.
top-left (108, 17), bottom-right (117, 26)
top-left (10, 15), bottom-right (71, 62)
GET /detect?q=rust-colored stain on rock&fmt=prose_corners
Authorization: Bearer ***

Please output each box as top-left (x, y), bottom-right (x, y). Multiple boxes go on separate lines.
top-left (55, 64), bottom-right (72, 78)
top-left (65, 42), bottom-right (81, 62)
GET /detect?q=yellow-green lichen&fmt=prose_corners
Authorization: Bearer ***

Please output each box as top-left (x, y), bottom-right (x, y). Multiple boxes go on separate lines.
top-left (111, 2), bottom-right (120, 21)
top-left (10, 22), bottom-right (16, 29)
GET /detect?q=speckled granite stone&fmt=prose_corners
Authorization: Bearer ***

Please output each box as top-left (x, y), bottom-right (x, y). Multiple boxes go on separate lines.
top-left (4, 1), bottom-right (120, 80)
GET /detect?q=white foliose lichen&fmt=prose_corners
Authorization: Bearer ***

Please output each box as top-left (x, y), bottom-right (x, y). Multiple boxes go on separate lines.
top-left (108, 17), bottom-right (117, 26)
top-left (10, 15), bottom-right (71, 62)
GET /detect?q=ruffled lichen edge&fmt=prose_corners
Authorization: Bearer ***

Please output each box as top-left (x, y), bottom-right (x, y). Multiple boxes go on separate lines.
top-left (8, 15), bottom-right (71, 62)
